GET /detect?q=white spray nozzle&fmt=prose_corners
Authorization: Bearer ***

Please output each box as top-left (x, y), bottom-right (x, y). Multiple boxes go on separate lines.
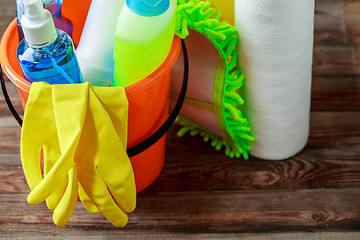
top-left (23, 0), bottom-right (45, 23)
top-left (21, 0), bottom-right (57, 47)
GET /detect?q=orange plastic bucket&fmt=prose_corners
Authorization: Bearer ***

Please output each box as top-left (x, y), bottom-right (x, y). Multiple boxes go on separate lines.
top-left (0, 2), bottom-right (181, 193)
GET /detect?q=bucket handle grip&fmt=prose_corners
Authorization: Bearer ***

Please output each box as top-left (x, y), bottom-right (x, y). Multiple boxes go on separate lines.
top-left (0, 39), bottom-right (189, 158)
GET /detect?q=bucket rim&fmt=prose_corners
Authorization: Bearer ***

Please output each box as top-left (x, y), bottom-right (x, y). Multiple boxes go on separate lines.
top-left (0, 19), bottom-right (30, 93)
top-left (0, 18), bottom-right (181, 93)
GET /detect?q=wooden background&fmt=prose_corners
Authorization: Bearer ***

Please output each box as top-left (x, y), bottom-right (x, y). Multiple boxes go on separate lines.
top-left (0, 0), bottom-right (359, 238)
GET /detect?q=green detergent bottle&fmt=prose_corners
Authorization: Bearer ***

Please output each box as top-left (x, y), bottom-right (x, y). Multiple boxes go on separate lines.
top-left (112, 0), bottom-right (176, 87)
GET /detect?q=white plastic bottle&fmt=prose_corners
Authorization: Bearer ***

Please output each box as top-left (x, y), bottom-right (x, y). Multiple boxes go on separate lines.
top-left (75, 0), bottom-right (125, 87)
top-left (112, 0), bottom-right (176, 87)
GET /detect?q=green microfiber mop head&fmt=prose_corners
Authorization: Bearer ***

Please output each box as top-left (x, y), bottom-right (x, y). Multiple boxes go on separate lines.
top-left (173, 0), bottom-right (254, 159)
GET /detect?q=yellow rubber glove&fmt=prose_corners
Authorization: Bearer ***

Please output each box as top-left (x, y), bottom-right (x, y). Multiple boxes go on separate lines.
top-left (20, 82), bottom-right (136, 227)
top-left (74, 84), bottom-right (136, 227)
top-left (20, 82), bottom-right (86, 226)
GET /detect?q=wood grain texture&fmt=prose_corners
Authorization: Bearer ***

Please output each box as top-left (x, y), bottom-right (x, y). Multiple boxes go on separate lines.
top-left (0, 0), bottom-right (359, 238)
top-left (1, 188), bottom-right (360, 236)
top-left (311, 76), bottom-right (360, 111)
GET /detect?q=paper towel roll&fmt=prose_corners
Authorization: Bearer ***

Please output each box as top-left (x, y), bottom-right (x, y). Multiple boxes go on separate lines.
top-left (235, 0), bottom-right (315, 160)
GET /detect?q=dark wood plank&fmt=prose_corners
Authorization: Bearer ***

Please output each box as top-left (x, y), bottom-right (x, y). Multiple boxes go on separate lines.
top-left (308, 111), bottom-right (360, 148)
top-left (0, 117), bottom-right (21, 154)
top-left (312, 46), bottom-right (357, 76)
top-left (2, 144), bottom-right (360, 195)
top-left (355, 46), bottom-right (360, 75)
top-left (314, 0), bottom-right (360, 46)
top-left (0, 111), bottom-right (359, 192)
top-left (1, 188), bottom-right (360, 237)
top-left (0, 78), bottom-right (24, 118)
top-left (311, 75), bottom-right (360, 111)
top-left (0, 80), bottom-right (23, 154)
top-left (343, 0), bottom-right (360, 45)
top-left (0, 154), bottom-right (27, 194)
top-left (154, 148), bottom-right (360, 192)
top-left (314, 0), bottom-right (347, 45)
top-left (150, 114), bottom-right (360, 192)
top-left (2, 114), bottom-right (360, 195)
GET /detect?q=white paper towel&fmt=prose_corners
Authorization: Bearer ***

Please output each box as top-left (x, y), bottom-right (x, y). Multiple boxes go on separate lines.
top-left (235, 0), bottom-right (315, 160)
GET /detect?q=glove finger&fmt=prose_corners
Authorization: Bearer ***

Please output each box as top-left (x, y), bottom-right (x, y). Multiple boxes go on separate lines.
top-left (97, 153), bottom-right (136, 213)
top-left (20, 144), bottom-right (43, 191)
top-left (80, 174), bottom-right (128, 227)
top-left (46, 180), bottom-right (67, 211)
top-left (53, 165), bottom-right (78, 226)
top-left (43, 144), bottom-right (66, 211)
top-left (78, 183), bottom-right (100, 213)
top-left (20, 82), bottom-right (55, 191)
top-left (27, 152), bottom-right (74, 205)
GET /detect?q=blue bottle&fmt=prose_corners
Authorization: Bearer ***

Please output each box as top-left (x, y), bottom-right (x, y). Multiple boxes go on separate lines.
top-left (16, 0), bottom-right (73, 41)
top-left (17, 0), bottom-right (82, 85)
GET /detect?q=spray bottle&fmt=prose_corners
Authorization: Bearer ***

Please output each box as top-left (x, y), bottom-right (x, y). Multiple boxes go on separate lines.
top-left (75, 0), bottom-right (125, 87)
top-left (112, 0), bottom-right (176, 87)
top-left (17, 0), bottom-right (73, 41)
top-left (17, 0), bottom-right (82, 85)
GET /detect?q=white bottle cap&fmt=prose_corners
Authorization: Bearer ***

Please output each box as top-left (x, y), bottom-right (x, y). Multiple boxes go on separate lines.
top-left (21, 0), bottom-right (57, 47)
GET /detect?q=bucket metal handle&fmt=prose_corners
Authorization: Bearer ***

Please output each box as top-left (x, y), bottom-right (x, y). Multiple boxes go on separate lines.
top-left (0, 39), bottom-right (189, 158)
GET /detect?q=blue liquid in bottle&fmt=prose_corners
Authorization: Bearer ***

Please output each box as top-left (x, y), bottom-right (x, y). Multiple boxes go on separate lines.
top-left (17, 29), bottom-right (82, 84)
top-left (16, 0), bottom-right (73, 41)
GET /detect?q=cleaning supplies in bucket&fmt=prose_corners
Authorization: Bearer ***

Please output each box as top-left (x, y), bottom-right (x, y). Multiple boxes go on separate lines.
top-left (75, 0), bottom-right (125, 87)
top-left (113, 0), bottom-right (176, 87)
top-left (21, 81), bottom-right (136, 226)
top-left (17, 0), bottom-right (82, 84)
top-left (16, 0), bottom-right (73, 41)
top-left (2, 0), bottom-right (184, 227)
